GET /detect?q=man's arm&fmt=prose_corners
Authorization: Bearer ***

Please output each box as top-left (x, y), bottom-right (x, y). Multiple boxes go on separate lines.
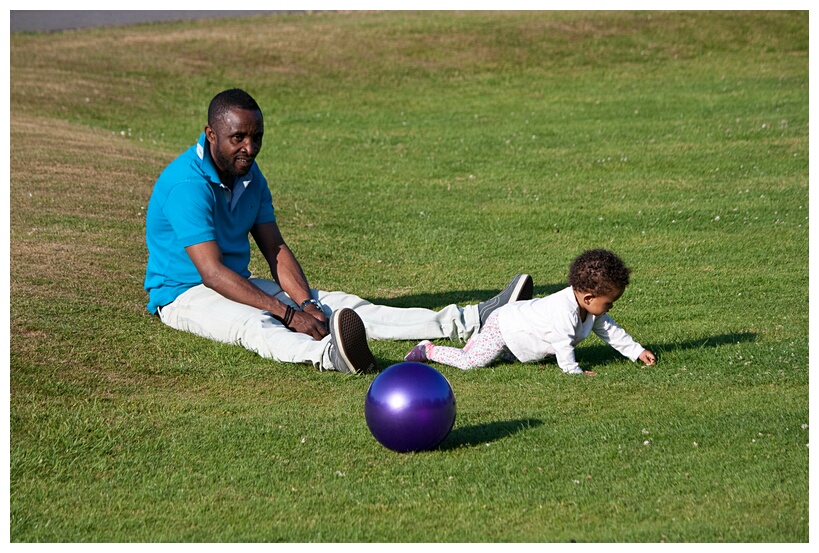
top-left (250, 222), bottom-right (314, 306)
top-left (251, 221), bottom-right (329, 332)
top-left (185, 237), bottom-right (328, 340)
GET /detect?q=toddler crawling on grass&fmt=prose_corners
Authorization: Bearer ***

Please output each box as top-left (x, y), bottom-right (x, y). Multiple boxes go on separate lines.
top-left (406, 249), bottom-right (656, 375)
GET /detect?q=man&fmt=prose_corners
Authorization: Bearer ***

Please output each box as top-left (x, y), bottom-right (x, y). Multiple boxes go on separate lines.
top-left (144, 88), bottom-right (532, 374)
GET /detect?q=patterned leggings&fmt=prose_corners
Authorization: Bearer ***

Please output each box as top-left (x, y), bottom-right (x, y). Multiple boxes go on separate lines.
top-left (426, 310), bottom-right (510, 370)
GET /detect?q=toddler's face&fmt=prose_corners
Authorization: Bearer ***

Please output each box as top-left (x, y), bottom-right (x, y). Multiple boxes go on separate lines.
top-left (584, 287), bottom-right (624, 316)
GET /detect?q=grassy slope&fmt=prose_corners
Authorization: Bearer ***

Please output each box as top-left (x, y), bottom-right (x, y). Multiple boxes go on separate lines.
top-left (9, 11), bottom-right (808, 542)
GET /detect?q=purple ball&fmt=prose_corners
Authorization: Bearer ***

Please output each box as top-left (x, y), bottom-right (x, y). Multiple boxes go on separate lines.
top-left (365, 362), bottom-right (456, 452)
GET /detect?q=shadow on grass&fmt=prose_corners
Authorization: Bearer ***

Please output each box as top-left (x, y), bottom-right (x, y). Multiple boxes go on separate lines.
top-left (645, 332), bottom-right (757, 354)
top-left (366, 286), bottom-right (755, 370)
top-left (579, 332), bottom-right (758, 367)
top-left (441, 418), bottom-right (543, 450)
top-left (366, 284), bottom-right (565, 309)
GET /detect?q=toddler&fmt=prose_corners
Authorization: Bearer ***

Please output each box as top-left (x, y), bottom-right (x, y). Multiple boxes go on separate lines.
top-left (405, 249), bottom-right (656, 375)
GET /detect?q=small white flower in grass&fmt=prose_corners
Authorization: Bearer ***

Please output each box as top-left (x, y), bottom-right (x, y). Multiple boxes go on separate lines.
top-left (301, 438), bottom-right (306, 444)
top-left (335, 471), bottom-right (346, 477)
top-left (643, 440), bottom-right (650, 446)
top-left (642, 428), bottom-right (649, 435)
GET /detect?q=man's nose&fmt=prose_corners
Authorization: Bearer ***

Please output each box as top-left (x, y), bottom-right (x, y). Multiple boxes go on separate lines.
top-left (241, 137), bottom-right (258, 156)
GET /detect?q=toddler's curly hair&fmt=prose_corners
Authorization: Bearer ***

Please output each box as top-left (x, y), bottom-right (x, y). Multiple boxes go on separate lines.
top-left (568, 249), bottom-right (631, 295)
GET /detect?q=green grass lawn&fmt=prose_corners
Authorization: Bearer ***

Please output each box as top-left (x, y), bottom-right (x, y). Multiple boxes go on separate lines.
top-left (9, 11), bottom-right (808, 542)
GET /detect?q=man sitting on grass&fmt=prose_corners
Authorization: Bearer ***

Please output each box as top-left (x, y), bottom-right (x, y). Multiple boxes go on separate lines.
top-left (144, 88), bottom-right (532, 374)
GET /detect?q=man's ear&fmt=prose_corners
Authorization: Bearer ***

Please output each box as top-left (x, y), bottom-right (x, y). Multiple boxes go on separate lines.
top-left (204, 125), bottom-right (215, 144)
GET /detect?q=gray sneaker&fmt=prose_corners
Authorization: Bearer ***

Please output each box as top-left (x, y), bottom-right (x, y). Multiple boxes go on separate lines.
top-left (478, 274), bottom-right (533, 327)
top-left (327, 308), bottom-right (377, 374)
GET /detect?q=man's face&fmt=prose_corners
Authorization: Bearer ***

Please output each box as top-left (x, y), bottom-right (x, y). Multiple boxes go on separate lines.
top-left (205, 108), bottom-right (264, 182)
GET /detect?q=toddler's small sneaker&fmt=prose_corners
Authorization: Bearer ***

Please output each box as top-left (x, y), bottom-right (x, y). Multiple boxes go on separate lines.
top-left (404, 340), bottom-right (432, 362)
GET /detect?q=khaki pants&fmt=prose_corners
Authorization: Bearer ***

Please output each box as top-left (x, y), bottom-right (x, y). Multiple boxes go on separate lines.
top-left (158, 278), bottom-right (480, 370)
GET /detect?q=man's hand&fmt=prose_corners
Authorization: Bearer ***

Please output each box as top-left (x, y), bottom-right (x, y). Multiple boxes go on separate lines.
top-left (287, 309), bottom-right (329, 340)
top-left (302, 303), bottom-right (327, 327)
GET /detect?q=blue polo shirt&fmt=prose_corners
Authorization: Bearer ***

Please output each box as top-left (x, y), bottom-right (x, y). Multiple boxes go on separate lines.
top-left (144, 133), bottom-right (276, 314)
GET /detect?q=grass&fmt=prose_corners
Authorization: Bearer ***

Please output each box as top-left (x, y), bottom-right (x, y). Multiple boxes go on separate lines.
top-left (8, 10), bottom-right (808, 542)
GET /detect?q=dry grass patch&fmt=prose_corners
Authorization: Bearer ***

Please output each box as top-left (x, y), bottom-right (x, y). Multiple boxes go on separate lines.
top-left (10, 115), bottom-right (167, 373)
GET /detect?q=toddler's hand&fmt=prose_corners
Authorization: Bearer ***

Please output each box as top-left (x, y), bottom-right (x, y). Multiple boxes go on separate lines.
top-left (639, 350), bottom-right (656, 366)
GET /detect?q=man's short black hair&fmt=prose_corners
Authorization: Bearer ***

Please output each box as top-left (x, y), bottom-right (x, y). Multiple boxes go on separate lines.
top-left (207, 88), bottom-right (261, 128)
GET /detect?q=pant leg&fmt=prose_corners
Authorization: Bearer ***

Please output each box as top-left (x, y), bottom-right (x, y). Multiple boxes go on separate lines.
top-left (426, 310), bottom-right (508, 369)
top-left (157, 281), bottom-right (329, 368)
top-left (158, 279), bottom-right (479, 366)
top-left (316, 289), bottom-right (480, 342)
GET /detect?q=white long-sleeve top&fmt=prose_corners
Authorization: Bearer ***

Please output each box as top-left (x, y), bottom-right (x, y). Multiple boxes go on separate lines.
top-left (496, 286), bottom-right (645, 374)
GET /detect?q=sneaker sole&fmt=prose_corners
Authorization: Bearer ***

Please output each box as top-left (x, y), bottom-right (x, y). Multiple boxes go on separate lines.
top-left (511, 274), bottom-right (533, 302)
top-left (331, 308), bottom-right (377, 374)
top-left (479, 274), bottom-right (534, 318)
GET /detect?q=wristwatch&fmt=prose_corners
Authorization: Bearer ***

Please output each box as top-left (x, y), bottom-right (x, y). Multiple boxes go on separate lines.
top-left (300, 298), bottom-right (323, 311)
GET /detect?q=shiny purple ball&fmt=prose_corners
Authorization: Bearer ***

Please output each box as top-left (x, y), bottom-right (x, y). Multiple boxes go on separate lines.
top-left (365, 362), bottom-right (456, 453)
